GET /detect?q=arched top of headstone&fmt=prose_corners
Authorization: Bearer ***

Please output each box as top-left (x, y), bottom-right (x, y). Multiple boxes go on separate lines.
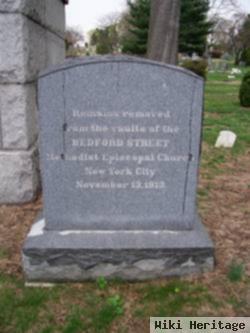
top-left (39, 55), bottom-right (203, 81)
top-left (38, 54), bottom-right (204, 231)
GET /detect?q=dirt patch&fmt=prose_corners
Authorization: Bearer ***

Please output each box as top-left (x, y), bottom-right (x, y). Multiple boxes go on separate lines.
top-left (199, 150), bottom-right (250, 276)
top-left (0, 197), bottom-right (42, 276)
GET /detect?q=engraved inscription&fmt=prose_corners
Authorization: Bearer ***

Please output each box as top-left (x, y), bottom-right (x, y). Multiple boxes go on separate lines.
top-left (47, 109), bottom-right (189, 191)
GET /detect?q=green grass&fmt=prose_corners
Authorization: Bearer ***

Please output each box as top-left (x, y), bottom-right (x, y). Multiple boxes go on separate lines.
top-left (92, 295), bottom-right (123, 331)
top-left (0, 248), bottom-right (9, 259)
top-left (0, 274), bottom-right (125, 333)
top-left (202, 69), bottom-right (250, 170)
top-left (96, 276), bottom-right (108, 290)
top-left (227, 261), bottom-right (245, 282)
top-left (0, 271), bottom-right (249, 332)
top-left (0, 277), bottom-right (53, 333)
top-left (208, 72), bottom-right (239, 81)
top-left (207, 64), bottom-right (250, 81)
top-left (134, 280), bottom-right (221, 317)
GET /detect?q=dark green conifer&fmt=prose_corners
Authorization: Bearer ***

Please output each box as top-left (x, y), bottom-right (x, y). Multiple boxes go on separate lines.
top-left (121, 0), bottom-right (213, 57)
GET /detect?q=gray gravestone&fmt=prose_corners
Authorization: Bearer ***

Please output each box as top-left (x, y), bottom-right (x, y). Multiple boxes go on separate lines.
top-left (22, 56), bottom-right (214, 281)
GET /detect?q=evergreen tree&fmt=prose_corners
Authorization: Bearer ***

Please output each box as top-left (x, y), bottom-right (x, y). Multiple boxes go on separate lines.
top-left (121, 0), bottom-right (150, 55)
top-left (121, 0), bottom-right (212, 56)
top-left (179, 0), bottom-right (213, 55)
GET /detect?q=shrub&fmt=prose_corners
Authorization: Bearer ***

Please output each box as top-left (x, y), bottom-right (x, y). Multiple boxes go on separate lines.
top-left (181, 59), bottom-right (207, 79)
top-left (239, 71), bottom-right (250, 107)
top-left (241, 48), bottom-right (250, 66)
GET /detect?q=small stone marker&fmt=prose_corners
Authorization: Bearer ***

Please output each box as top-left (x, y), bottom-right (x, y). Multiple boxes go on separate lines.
top-left (215, 130), bottom-right (237, 148)
top-left (22, 56), bottom-right (214, 281)
top-left (231, 68), bottom-right (241, 75)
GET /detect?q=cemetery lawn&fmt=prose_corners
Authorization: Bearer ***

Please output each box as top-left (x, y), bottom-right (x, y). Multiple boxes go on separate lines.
top-left (0, 70), bottom-right (249, 333)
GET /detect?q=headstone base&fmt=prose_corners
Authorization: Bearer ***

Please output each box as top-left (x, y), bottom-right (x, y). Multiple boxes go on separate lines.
top-left (22, 214), bottom-right (214, 282)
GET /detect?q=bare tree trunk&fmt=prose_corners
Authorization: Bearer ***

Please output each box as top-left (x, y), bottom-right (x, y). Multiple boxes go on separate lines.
top-left (147, 0), bottom-right (180, 65)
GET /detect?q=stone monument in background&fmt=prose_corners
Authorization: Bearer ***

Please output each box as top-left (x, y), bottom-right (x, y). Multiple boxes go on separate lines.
top-left (23, 56), bottom-right (214, 281)
top-left (0, 0), bottom-right (67, 203)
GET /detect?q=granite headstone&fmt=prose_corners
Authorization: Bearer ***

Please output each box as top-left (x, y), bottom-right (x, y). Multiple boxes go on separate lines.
top-left (22, 56), bottom-right (214, 281)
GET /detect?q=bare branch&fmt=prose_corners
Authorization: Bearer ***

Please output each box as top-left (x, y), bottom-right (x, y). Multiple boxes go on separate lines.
top-left (209, 0), bottom-right (242, 19)
top-left (98, 12), bottom-right (123, 29)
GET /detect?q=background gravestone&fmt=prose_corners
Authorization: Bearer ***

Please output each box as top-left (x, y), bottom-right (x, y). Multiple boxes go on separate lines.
top-left (23, 56), bottom-right (214, 281)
